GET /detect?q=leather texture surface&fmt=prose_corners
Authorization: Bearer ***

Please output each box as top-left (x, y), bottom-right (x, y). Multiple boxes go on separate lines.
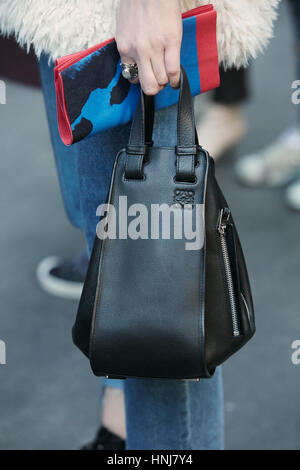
top-left (72, 67), bottom-right (255, 379)
top-left (89, 146), bottom-right (210, 379)
top-left (204, 161), bottom-right (255, 368)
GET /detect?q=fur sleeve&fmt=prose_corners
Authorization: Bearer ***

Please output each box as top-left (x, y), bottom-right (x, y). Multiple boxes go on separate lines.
top-left (0, 0), bottom-right (280, 67)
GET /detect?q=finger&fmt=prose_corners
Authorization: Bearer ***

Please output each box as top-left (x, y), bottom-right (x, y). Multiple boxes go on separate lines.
top-left (119, 54), bottom-right (136, 67)
top-left (129, 76), bottom-right (140, 85)
top-left (136, 55), bottom-right (163, 95)
top-left (165, 44), bottom-right (181, 89)
top-left (151, 50), bottom-right (169, 88)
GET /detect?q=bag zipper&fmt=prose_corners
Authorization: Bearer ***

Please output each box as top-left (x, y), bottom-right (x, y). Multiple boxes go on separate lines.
top-left (217, 208), bottom-right (241, 337)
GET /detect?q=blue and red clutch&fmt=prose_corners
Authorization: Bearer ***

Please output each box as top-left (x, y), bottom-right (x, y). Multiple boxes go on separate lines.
top-left (55, 5), bottom-right (219, 146)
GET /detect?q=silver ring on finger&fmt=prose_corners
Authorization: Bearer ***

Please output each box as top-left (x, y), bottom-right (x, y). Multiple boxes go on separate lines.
top-left (121, 62), bottom-right (139, 80)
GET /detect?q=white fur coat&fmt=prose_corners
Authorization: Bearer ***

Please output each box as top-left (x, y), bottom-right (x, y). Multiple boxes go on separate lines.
top-left (0, 0), bottom-right (280, 68)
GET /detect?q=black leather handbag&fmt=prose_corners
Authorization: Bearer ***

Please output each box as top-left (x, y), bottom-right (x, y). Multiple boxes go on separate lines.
top-left (72, 67), bottom-right (255, 380)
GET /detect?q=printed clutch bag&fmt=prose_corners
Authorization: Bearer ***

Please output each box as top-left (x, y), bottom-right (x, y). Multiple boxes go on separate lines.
top-left (55, 5), bottom-right (219, 145)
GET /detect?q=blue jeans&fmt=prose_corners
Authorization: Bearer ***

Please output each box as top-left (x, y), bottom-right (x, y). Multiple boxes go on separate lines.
top-left (38, 54), bottom-right (224, 450)
top-left (39, 56), bottom-right (82, 229)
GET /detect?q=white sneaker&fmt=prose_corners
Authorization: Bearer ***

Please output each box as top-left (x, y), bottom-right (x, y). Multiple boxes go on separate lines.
top-left (236, 127), bottom-right (300, 187)
top-left (286, 178), bottom-right (300, 211)
top-left (196, 104), bottom-right (247, 160)
top-left (36, 251), bottom-right (88, 300)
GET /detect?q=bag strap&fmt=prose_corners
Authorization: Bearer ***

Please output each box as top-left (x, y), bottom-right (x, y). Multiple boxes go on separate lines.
top-left (125, 66), bottom-right (198, 182)
top-left (125, 93), bottom-right (154, 180)
top-left (175, 66), bottom-right (197, 183)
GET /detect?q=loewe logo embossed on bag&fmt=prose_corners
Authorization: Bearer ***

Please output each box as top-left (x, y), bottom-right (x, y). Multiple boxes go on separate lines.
top-left (173, 189), bottom-right (195, 208)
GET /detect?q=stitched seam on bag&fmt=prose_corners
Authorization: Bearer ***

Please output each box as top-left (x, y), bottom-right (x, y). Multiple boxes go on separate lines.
top-left (199, 151), bottom-right (210, 378)
top-left (89, 150), bottom-right (123, 373)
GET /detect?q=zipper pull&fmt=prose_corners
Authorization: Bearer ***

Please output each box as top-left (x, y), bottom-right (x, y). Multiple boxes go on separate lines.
top-left (217, 207), bottom-right (231, 234)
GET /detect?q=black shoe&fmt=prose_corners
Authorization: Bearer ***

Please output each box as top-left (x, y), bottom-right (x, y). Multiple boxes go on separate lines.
top-left (36, 250), bottom-right (88, 300)
top-left (81, 426), bottom-right (125, 450)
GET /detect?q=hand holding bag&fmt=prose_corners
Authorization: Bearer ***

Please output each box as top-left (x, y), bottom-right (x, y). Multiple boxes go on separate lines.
top-left (55, 5), bottom-right (219, 145)
top-left (73, 67), bottom-right (255, 380)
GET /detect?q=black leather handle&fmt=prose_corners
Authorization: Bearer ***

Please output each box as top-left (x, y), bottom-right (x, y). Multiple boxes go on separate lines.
top-left (128, 93), bottom-right (154, 148)
top-left (125, 66), bottom-right (198, 182)
top-left (177, 66), bottom-right (196, 148)
top-left (125, 93), bottom-right (154, 179)
top-left (175, 66), bottom-right (198, 183)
